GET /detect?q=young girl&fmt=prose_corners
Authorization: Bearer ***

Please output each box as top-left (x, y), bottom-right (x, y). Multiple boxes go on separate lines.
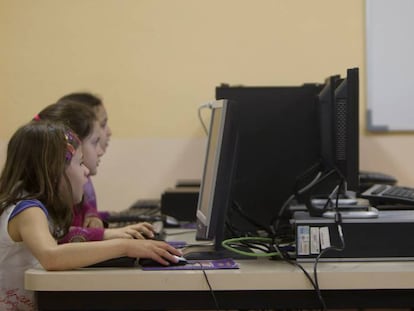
top-left (56, 92), bottom-right (111, 229)
top-left (36, 101), bottom-right (155, 242)
top-left (58, 92), bottom-right (111, 153)
top-left (0, 121), bottom-right (181, 310)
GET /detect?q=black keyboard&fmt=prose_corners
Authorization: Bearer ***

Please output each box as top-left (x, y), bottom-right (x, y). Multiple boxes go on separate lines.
top-left (107, 213), bottom-right (163, 224)
top-left (359, 170), bottom-right (397, 192)
top-left (361, 184), bottom-right (414, 205)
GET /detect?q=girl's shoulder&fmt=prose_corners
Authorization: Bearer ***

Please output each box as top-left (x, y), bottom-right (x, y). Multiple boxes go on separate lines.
top-left (10, 199), bottom-right (48, 220)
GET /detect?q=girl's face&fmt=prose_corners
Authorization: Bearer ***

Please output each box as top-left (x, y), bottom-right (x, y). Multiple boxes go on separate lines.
top-left (65, 148), bottom-right (89, 204)
top-left (81, 120), bottom-right (104, 176)
top-left (94, 105), bottom-right (112, 153)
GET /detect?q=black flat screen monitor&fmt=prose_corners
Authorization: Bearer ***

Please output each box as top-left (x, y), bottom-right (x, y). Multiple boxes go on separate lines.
top-left (306, 67), bottom-right (360, 216)
top-left (215, 84), bottom-right (323, 235)
top-left (333, 67), bottom-right (360, 192)
top-left (184, 100), bottom-right (239, 259)
top-left (319, 67), bottom-right (359, 191)
top-left (318, 74), bottom-right (342, 171)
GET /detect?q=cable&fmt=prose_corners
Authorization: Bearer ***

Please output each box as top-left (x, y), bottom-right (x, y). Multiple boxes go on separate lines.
top-left (196, 261), bottom-right (220, 311)
top-left (232, 200), bottom-right (273, 236)
top-left (271, 171), bottom-right (323, 234)
top-left (269, 173), bottom-right (346, 311)
top-left (293, 160), bottom-right (323, 196)
top-left (311, 177), bottom-right (346, 311)
top-left (198, 101), bottom-right (214, 135)
top-left (221, 236), bottom-right (284, 258)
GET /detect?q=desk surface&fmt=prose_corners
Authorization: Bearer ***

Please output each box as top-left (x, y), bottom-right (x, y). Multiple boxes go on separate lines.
top-left (25, 259), bottom-right (414, 291)
top-left (25, 228), bottom-right (414, 310)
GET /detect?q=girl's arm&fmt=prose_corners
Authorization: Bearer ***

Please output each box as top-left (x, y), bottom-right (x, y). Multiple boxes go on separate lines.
top-left (9, 207), bottom-right (181, 270)
top-left (59, 222), bottom-right (155, 243)
top-left (58, 226), bottom-right (105, 243)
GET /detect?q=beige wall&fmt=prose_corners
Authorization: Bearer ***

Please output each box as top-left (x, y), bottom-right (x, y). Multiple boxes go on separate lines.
top-left (1, 0), bottom-right (413, 212)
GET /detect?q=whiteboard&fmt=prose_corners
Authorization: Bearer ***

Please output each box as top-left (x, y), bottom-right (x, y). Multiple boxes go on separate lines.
top-left (366, 0), bottom-right (414, 131)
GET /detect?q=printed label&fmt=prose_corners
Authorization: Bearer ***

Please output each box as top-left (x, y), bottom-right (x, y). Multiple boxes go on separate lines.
top-left (310, 227), bottom-right (320, 254)
top-left (319, 226), bottom-right (331, 250)
top-left (297, 226), bottom-right (310, 255)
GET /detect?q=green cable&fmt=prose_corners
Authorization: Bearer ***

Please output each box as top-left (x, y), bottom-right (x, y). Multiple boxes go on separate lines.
top-left (221, 236), bottom-right (282, 258)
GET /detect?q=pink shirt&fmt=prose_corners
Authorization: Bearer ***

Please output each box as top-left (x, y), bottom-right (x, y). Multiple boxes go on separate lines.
top-left (59, 177), bottom-right (105, 243)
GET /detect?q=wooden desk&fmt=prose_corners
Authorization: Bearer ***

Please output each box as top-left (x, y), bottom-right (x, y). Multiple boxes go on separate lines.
top-left (24, 229), bottom-right (414, 310)
top-left (26, 258), bottom-right (414, 310)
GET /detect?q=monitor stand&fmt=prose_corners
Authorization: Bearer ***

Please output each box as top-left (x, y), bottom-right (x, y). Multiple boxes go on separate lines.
top-left (181, 244), bottom-right (255, 260)
top-left (311, 197), bottom-right (358, 206)
top-left (303, 175), bottom-right (379, 219)
top-left (321, 206), bottom-right (379, 219)
top-left (310, 194), bottom-right (379, 219)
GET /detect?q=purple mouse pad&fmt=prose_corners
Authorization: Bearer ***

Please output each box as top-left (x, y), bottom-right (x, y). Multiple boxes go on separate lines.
top-left (141, 258), bottom-right (239, 271)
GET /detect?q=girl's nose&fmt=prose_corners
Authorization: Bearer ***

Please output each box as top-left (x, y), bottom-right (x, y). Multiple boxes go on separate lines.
top-left (97, 144), bottom-right (104, 157)
top-left (83, 164), bottom-right (90, 176)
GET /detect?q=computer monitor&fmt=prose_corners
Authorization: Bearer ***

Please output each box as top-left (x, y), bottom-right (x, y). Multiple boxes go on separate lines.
top-left (215, 85), bottom-right (323, 236)
top-left (305, 67), bottom-right (360, 216)
top-left (184, 100), bottom-right (239, 259)
top-left (318, 74), bottom-right (342, 172)
top-left (333, 67), bottom-right (359, 192)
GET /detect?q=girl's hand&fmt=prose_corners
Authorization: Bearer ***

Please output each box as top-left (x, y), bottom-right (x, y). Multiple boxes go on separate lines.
top-left (84, 216), bottom-right (104, 228)
top-left (126, 239), bottom-right (183, 266)
top-left (103, 222), bottom-right (155, 240)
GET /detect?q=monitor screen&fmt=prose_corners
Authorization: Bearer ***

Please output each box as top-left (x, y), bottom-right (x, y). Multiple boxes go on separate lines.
top-left (333, 67), bottom-right (359, 192)
top-left (318, 74), bottom-right (342, 171)
top-left (191, 99), bottom-right (239, 257)
top-left (318, 68), bottom-right (359, 191)
top-left (215, 84), bottom-right (323, 235)
top-left (306, 67), bottom-right (360, 216)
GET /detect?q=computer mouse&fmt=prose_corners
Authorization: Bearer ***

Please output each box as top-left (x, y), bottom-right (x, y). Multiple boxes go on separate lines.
top-left (138, 255), bottom-right (187, 267)
top-left (163, 215), bottom-right (180, 228)
top-left (171, 255), bottom-right (187, 264)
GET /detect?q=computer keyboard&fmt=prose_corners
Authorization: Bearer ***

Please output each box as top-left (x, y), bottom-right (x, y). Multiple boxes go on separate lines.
top-left (358, 170), bottom-right (397, 192)
top-left (361, 184), bottom-right (414, 206)
top-left (129, 198), bottom-right (161, 210)
top-left (107, 213), bottom-right (163, 224)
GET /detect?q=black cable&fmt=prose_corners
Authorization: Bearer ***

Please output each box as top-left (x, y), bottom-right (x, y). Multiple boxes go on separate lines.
top-left (293, 160), bottom-right (323, 197)
top-left (232, 200), bottom-right (273, 236)
top-left (229, 241), bottom-right (271, 253)
top-left (197, 262), bottom-right (220, 311)
top-left (271, 170), bottom-right (323, 234)
top-left (312, 177), bottom-right (346, 311)
top-left (265, 170), bottom-right (326, 307)
top-left (224, 219), bottom-right (253, 240)
top-left (271, 241), bottom-right (318, 294)
top-left (270, 173), bottom-right (347, 311)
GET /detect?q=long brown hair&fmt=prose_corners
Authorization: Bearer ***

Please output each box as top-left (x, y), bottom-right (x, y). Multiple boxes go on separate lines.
top-left (37, 101), bottom-right (97, 141)
top-left (0, 121), bottom-right (81, 238)
top-left (58, 92), bottom-right (103, 109)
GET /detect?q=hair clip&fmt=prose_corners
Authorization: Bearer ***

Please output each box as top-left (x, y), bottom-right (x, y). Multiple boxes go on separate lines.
top-left (64, 130), bottom-right (80, 163)
top-left (33, 114), bottom-right (41, 121)
top-left (64, 132), bottom-right (73, 142)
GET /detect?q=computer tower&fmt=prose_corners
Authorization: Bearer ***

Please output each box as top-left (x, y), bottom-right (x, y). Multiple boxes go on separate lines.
top-left (292, 210), bottom-right (414, 261)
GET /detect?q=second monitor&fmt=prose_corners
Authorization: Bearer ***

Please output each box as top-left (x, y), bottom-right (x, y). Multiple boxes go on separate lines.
top-left (187, 68), bottom-right (361, 259)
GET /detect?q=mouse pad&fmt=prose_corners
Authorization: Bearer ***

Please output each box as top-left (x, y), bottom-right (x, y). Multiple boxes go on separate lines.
top-left (141, 258), bottom-right (239, 271)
